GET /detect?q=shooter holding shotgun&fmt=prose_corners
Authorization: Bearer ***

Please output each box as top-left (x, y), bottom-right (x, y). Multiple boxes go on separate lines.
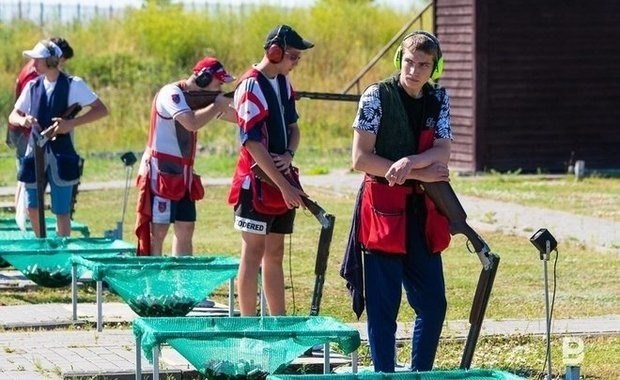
top-left (252, 163), bottom-right (335, 317)
top-left (9, 39), bottom-right (108, 237)
top-left (134, 56), bottom-right (235, 256)
top-left (228, 24), bottom-right (314, 316)
top-left (341, 31), bottom-right (453, 372)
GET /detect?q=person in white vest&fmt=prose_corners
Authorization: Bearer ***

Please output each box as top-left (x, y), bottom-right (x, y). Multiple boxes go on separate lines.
top-left (135, 56), bottom-right (235, 256)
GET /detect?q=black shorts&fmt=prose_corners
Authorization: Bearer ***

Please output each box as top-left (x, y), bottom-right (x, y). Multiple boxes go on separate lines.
top-left (233, 188), bottom-right (295, 235)
top-left (151, 193), bottom-right (196, 223)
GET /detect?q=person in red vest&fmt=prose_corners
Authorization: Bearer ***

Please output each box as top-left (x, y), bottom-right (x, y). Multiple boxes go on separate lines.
top-left (134, 56), bottom-right (235, 256)
top-left (227, 25), bottom-right (313, 316)
top-left (341, 31), bottom-right (452, 372)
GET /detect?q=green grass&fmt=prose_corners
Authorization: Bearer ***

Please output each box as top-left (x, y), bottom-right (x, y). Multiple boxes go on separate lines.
top-left (0, 183), bottom-right (618, 378)
top-left (1, 185), bottom-right (618, 320)
top-left (452, 171), bottom-right (620, 221)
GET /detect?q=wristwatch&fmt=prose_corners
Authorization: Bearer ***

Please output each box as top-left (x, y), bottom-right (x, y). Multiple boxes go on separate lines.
top-left (285, 149), bottom-right (295, 158)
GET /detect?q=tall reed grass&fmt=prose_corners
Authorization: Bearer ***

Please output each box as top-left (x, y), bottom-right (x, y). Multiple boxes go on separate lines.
top-left (0, 1), bottom-right (428, 155)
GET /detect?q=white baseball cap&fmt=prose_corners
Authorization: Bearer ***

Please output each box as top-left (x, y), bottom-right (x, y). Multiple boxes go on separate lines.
top-left (22, 41), bottom-right (63, 59)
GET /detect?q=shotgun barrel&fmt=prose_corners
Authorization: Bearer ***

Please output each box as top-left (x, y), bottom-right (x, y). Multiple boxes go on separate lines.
top-left (295, 91), bottom-right (360, 102)
top-left (420, 180), bottom-right (500, 369)
top-left (250, 163), bottom-right (335, 316)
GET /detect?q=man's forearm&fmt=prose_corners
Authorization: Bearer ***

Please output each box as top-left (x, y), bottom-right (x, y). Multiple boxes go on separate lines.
top-left (406, 139), bottom-right (452, 169)
top-left (71, 100), bottom-right (108, 127)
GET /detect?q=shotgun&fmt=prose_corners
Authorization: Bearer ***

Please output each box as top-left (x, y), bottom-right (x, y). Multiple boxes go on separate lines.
top-left (420, 181), bottom-right (500, 369)
top-left (38, 103), bottom-right (83, 147)
top-left (251, 163), bottom-right (336, 316)
top-left (294, 91), bottom-right (360, 102)
top-left (181, 90), bottom-right (360, 109)
top-left (309, 213), bottom-right (335, 316)
top-left (251, 163), bottom-right (333, 229)
top-left (182, 90), bottom-right (234, 110)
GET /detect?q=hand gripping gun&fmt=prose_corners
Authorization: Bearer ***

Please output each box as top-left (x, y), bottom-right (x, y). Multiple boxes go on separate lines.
top-left (420, 181), bottom-right (500, 369)
top-left (251, 164), bottom-right (335, 316)
top-left (182, 90), bottom-right (234, 110)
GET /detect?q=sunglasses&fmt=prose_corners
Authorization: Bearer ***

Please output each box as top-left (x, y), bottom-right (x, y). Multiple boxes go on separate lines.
top-left (284, 51), bottom-right (301, 62)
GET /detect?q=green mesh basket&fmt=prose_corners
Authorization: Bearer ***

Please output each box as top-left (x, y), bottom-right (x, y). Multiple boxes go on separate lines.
top-left (0, 218), bottom-right (91, 268)
top-left (133, 316), bottom-right (361, 377)
top-left (0, 216), bottom-right (90, 236)
top-left (266, 370), bottom-right (526, 380)
top-left (0, 237), bottom-right (135, 287)
top-left (70, 255), bottom-right (239, 316)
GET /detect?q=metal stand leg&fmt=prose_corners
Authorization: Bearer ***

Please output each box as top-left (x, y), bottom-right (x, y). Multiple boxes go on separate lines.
top-left (96, 280), bottom-right (103, 332)
top-left (116, 221), bottom-right (123, 240)
top-left (351, 350), bottom-right (358, 373)
top-left (530, 228), bottom-right (557, 380)
top-left (565, 365), bottom-right (580, 380)
top-left (71, 264), bottom-right (77, 321)
top-left (541, 241), bottom-right (553, 380)
top-left (135, 337), bottom-right (142, 380)
top-left (152, 345), bottom-right (160, 380)
top-left (260, 267), bottom-right (266, 317)
top-left (228, 278), bottom-right (234, 317)
top-left (323, 343), bottom-right (330, 374)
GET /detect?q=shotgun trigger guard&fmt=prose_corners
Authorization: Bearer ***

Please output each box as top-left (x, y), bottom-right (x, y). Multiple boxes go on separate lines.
top-left (36, 129), bottom-right (50, 148)
top-left (466, 238), bottom-right (492, 270)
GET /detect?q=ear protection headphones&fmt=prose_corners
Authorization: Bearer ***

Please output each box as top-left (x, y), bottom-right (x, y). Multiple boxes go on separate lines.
top-left (42, 40), bottom-right (60, 68)
top-left (393, 30), bottom-right (444, 80)
top-left (265, 25), bottom-right (287, 64)
top-left (195, 67), bottom-right (213, 88)
top-left (194, 61), bottom-right (224, 88)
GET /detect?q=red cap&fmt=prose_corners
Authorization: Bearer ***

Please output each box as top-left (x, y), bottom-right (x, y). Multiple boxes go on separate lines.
top-left (192, 57), bottom-right (235, 83)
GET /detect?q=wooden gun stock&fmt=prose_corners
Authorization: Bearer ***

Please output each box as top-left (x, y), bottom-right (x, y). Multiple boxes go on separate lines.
top-left (421, 181), bottom-right (491, 267)
top-left (182, 90), bottom-right (234, 110)
top-left (250, 163), bottom-right (333, 229)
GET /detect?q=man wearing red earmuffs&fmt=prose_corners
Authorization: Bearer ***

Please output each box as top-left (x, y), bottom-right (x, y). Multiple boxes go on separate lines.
top-left (341, 31), bottom-right (453, 372)
top-left (134, 56), bottom-right (235, 256)
top-left (228, 24), bottom-right (313, 316)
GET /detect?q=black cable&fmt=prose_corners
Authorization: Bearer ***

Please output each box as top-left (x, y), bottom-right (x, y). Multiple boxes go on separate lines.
top-left (540, 248), bottom-right (559, 379)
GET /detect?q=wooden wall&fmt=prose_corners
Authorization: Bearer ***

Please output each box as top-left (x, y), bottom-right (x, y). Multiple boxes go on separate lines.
top-left (435, 0), bottom-right (620, 172)
top-left (435, 0), bottom-right (476, 172)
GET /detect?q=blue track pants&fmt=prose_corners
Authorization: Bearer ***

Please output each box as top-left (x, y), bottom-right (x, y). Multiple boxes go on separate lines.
top-left (363, 213), bottom-right (447, 372)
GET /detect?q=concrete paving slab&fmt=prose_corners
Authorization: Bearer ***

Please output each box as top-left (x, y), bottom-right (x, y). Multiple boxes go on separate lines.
top-left (0, 270), bottom-right (37, 291)
top-left (0, 301), bottom-right (237, 330)
top-left (0, 328), bottom-right (355, 380)
top-left (0, 329), bottom-right (195, 379)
